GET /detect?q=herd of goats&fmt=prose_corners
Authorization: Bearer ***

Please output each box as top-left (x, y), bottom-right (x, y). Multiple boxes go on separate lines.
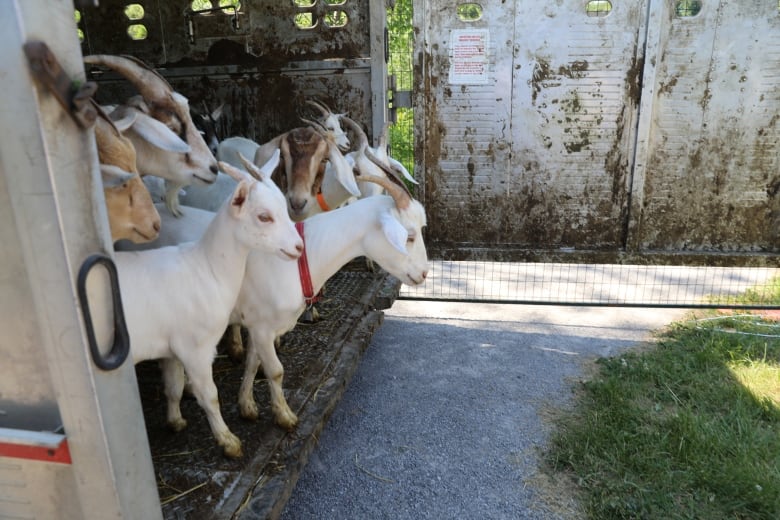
top-left (85, 54), bottom-right (429, 458)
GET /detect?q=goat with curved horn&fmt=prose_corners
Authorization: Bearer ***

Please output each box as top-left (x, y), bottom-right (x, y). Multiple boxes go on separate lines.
top-left (304, 99), bottom-right (349, 151)
top-left (355, 173), bottom-right (411, 210)
top-left (84, 54), bottom-right (174, 104)
top-left (305, 99), bottom-right (334, 116)
top-left (84, 54), bottom-right (220, 217)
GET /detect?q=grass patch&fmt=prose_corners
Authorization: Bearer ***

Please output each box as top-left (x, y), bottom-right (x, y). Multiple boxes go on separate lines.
top-left (546, 313), bottom-right (780, 519)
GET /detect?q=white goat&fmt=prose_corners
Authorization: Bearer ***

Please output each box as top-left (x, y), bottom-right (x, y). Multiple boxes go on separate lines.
top-left (110, 152), bottom-right (302, 458)
top-left (147, 170), bottom-right (428, 430)
top-left (84, 54), bottom-right (219, 217)
top-left (301, 99), bottom-right (350, 151)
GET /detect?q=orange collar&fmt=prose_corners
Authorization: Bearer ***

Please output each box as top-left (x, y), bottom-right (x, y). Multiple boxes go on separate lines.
top-left (316, 192), bottom-right (330, 212)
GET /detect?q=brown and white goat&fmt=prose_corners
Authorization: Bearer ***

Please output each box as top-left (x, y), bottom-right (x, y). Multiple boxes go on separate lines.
top-left (84, 54), bottom-right (219, 217)
top-left (94, 108), bottom-right (161, 243)
top-left (254, 126), bottom-right (358, 221)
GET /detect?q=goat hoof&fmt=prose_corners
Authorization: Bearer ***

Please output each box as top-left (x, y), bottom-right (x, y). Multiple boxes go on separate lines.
top-left (298, 306), bottom-right (320, 323)
top-left (274, 403), bottom-right (298, 431)
top-left (275, 413), bottom-right (299, 432)
top-left (239, 401), bottom-right (259, 421)
top-left (220, 434), bottom-right (243, 459)
top-left (227, 344), bottom-right (245, 362)
top-left (168, 418), bottom-right (187, 432)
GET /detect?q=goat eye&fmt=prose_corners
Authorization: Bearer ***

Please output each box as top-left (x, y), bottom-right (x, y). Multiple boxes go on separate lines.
top-left (258, 213), bottom-right (273, 223)
top-left (407, 235), bottom-right (415, 243)
top-left (128, 193), bottom-right (134, 206)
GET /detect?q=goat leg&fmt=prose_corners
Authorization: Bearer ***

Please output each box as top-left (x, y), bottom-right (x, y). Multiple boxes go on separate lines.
top-left (160, 357), bottom-right (188, 432)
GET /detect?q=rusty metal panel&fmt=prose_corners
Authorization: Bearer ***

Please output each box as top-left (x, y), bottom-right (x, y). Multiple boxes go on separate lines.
top-left (631, 1), bottom-right (780, 254)
top-left (416, 0), bottom-right (646, 255)
top-left (80, 1), bottom-right (369, 67)
top-left (510, 1), bottom-right (646, 250)
top-left (82, 0), bottom-right (384, 143)
top-left (415, 0), bottom-right (515, 246)
top-left (92, 68), bottom-right (372, 145)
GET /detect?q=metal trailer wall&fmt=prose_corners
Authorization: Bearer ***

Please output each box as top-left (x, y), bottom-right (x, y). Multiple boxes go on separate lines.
top-left (79, 0), bottom-right (389, 146)
top-left (415, 0), bottom-right (780, 266)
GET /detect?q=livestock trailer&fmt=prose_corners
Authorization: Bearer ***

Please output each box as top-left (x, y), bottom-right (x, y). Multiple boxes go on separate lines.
top-left (1, 0), bottom-right (397, 518)
top-left (4, 0), bottom-right (780, 518)
top-left (415, 0), bottom-right (780, 265)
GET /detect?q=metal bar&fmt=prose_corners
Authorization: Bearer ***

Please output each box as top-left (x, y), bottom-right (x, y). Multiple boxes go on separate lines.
top-left (369, 0), bottom-right (388, 143)
top-left (399, 296), bottom-right (780, 310)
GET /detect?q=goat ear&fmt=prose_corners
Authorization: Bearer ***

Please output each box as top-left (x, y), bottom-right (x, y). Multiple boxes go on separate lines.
top-left (229, 180), bottom-right (251, 218)
top-left (330, 147), bottom-right (362, 197)
top-left (131, 112), bottom-right (192, 154)
top-left (256, 148), bottom-right (281, 178)
top-left (100, 164), bottom-right (135, 187)
top-left (388, 157), bottom-right (418, 184)
top-left (380, 210), bottom-right (409, 255)
top-left (126, 95), bottom-right (151, 114)
top-left (211, 103), bottom-right (224, 121)
top-left (109, 107), bottom-right (138, 133)
top-left (253, 135), bottom-right (283, 171)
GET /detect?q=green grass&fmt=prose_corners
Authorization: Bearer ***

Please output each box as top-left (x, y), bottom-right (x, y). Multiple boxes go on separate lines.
top-left (546, 304), bottom-right (780, 519)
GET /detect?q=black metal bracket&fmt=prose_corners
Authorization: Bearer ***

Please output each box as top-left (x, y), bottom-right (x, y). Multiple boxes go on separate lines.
top-left (23, 40), bottom-right (97, 129)
top-left (77, 254), bottom-right (130, 371)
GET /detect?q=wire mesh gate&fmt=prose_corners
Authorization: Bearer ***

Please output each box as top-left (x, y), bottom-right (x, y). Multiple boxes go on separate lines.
top-left (399, 261), bottom-right (780, 308)
top-left (387, 1), bottom-right (780, 309)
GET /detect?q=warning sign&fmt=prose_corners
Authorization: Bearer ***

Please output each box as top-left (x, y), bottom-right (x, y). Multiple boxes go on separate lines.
top-left (448, 29), bottom-right (489, 85)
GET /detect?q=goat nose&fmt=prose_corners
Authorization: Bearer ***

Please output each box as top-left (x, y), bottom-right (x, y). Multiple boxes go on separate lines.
top-left (209, 164), bottom-right (219, 174)
top-left (295, 242), bottom-right (304, 254)
top-left (290, 198), bottom-right (307, 212)
top-left (153, 221), bottom-right (161, 232)
top-left (421, 270), bottom-right (428, 280)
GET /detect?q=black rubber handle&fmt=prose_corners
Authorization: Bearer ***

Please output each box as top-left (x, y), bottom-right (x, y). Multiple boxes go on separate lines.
top-left (77, 254), bottom-right (130, 371)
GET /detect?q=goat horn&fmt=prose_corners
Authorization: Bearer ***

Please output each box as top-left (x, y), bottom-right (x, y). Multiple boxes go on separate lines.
top-left (365, 146), bottom-right (413, 199)
top-left (358, 173), bottom-right (411, 210)
top-left (92, 100), bottom-right (121, 138)
top-left (300, 117), bottom-right (328, 135)
top-left (304, 99), bottom-right (331, 117)
top-left (339, 115), bottom-right (368, 150)
top-left (218, 160), bottom-right (252, 183)
top-left (83, 54), bottom-right (173, 104)
top-left (237, 152), bottom-right (266, 182)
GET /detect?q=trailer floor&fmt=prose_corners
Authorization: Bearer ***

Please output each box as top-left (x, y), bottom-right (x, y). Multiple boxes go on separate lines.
top-left (134, 264), bottom-right (398, 520)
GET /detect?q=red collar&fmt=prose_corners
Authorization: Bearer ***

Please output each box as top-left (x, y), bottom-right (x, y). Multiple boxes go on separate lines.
top-left (295, 222), bottom-right (320, 306)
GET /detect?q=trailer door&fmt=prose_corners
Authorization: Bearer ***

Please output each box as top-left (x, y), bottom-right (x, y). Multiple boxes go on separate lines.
top-left (0, 2), bottom-right (161, 518)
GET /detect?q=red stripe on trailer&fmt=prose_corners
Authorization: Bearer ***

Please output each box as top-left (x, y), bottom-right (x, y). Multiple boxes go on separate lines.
top-left (0, 438), bottom-right (72, 464)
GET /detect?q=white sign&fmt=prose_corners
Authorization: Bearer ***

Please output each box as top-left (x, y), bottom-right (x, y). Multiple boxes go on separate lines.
top-left (448, 29), bottom-right (489, 85)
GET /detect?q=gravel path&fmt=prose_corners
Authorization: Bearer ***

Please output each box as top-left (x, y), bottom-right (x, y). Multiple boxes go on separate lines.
top-left (281, 301), bottom-right (688, 519)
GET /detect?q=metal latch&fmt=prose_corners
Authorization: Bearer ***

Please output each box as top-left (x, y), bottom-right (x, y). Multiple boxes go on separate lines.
top-left (388, 74), bottom-right (412, 124)
top-left (23, 40), bottom-right (97, 129)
